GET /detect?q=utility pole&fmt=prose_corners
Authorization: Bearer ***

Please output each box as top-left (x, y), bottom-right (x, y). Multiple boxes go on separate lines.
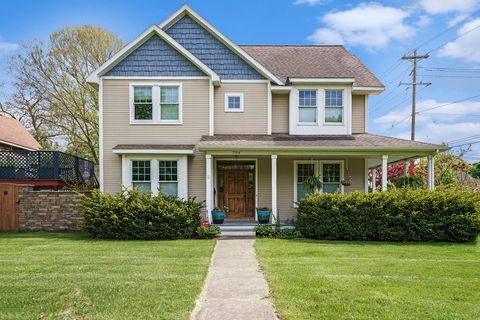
top-left (400, 49), bottom-right (431, 141)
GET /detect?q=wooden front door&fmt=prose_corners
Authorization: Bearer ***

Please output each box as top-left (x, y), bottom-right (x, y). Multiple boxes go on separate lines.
top-left (0, 184), bottom-right (19, 231)
top-left (217, 162), bottom-right (255, 220)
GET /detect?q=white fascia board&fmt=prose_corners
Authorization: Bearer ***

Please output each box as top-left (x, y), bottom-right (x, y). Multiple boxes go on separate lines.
top-left (289, 78), bottom-right (355, 84)
top-left (271, 86), bottom-right (292, 93)
top-left (352, 86), bottom-right (385, 95)
top-left (86, 25), bottom-right (220, 84)
top-left (0, 139), bottom-right (38, 151)
top-left (112, 149), bottom-right (194, 155)
top-left (159, 4), bottom-right (284, 85)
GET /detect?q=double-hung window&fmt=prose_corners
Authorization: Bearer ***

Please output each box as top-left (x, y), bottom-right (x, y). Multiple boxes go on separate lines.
top-left (133, 87), bottom-right (153, 120)
top-left (295, 161), bottom-right (343, 202)
top-left (325, 89), bottom-right (343, 123)
top-left (160, 87), bottom-right (180, 121)
top-left (322, 163), bottom-right (341, 193)
top-left (296, 163), bottom-right (316, 201)
top-left (298, 90), bottom-right (317, 123)
top-left (131, 160), bottom-right (151, 193)
top-left (158, 160), bottom-right (178, 196)
top-left (131, 84), bottom-right (181, 123)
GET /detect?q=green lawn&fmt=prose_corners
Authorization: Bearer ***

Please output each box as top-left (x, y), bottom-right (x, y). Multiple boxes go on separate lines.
top-left (0, 232), bottom-right (215, 320)
top-left (256, 238), bottom-right (480, 320)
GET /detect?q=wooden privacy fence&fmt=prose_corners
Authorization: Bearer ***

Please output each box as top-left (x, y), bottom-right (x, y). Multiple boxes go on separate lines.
top-left (0, 184), bottom-right (19, 231)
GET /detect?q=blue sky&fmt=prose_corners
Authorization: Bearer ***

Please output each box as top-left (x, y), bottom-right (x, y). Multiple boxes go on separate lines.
top-left (1, 0), bottom-right (480, 161)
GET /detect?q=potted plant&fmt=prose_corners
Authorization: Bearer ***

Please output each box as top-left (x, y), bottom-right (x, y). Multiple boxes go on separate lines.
top-left (257, 207), bottom-right (271, 224)
top-left (341, 176), bottom-right (352, 186)
top-left (211, 207), bottom-right (227, 224)
top-left (302, 175), bottom-right (323, 192)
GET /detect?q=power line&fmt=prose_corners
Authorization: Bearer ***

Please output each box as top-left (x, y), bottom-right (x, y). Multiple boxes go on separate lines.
top-left (427, 23), bottom-right (480, 55)
top-left (450, 140), bottom-right (480, 148)
top-left (419, 74), bottom-right (480, 78)
top-left (385, 93), bottom-right (480, 131)
top-left (447, 134), bottom-right (480, 144)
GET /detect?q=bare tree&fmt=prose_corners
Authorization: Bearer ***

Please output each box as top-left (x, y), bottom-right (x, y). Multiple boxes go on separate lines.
top-left (6, 26), bottom-right (123, 162)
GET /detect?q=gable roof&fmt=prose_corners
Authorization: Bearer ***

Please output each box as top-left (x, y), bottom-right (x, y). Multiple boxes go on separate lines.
top-left (0, 116), bottom-right (42, 151)
top-left (241, 45), bottom-right (384, 88)
top-left (159, 5), bottom-right (283, 85)
top-left (87, 25), bottom-right (219, 84)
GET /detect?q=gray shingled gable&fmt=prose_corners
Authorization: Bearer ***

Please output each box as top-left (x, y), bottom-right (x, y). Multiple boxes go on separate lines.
top-left (165, 15), bottom-right (265, 80)
top-left (105, 35), bottom-right (206, 77)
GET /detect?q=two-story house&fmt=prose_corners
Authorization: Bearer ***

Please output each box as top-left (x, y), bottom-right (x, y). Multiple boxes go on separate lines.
top-left (87, 5), bottom-right (446, 223)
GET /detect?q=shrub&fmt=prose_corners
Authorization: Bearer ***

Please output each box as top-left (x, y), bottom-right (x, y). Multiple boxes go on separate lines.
top-left (256, 225), bottom-right (275, 238)
top-left (278, 228), bottom-right (302, 239)
top-left (78, 189), bottom-right (203, 240)
top-left (297, 188), bottom-right (480, 242)
top-left (197, 226), bottom-right (220, 239)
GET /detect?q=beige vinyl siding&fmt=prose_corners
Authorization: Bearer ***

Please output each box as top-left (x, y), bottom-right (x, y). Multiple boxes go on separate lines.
top-left (272, 93), bottom-right (289, 134)
top-left (276, 157), bottom-right (366, 221)
top-left (102, 79), bottom-right (209, 196)
top-left (257, 158), bottom-right (272, 208)
top-left (352, 95), bottom-right (366, 133)
top-left (214, 83), bottom-right (268, 134)
top-left (344, 158), bottom-right (365, 193)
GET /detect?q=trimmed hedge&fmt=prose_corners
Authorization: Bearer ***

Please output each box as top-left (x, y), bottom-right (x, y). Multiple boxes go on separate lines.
top-left (78, 189), bottom-right (203, 239)
top-left (297, 189), bottom-right (480, 242)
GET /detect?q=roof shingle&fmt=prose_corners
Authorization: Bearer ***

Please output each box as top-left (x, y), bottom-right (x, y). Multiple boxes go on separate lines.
top-left (198, 134), bottom-right (446, 150)
top-left (0, 116), bottom-right (42, 150)
top-left (241, 45), bottom-right (384, 87)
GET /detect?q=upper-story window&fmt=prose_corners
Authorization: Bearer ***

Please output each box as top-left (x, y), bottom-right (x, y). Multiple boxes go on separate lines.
top-left (133, 87), bottom-right (153, 120)
top-left (130, 83), bottom-right (182, 124)
top-left (325, 89), bottom-right (343, 123)
top-left (225, 93), bottom-right (244, 112)
top-left (298, 89), bottom-right (317, 123)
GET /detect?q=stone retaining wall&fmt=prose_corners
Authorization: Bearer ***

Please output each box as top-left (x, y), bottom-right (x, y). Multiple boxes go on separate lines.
top-left (19, 187), bottom-right (89, 230)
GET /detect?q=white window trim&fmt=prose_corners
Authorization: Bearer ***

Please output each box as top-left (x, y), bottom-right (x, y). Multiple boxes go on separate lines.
top-left (224, 92), bottom-right (244, 112)
top-left (323, 89), bottom-right (345, 126)
top-left (293, 160), bottom-right (344, 206)
top-left (121, 154), bottom-right (188, 199)
top-left (129, 82), bottom-right (183, 125)
top-left (297, 89), bottom-right (318, 125)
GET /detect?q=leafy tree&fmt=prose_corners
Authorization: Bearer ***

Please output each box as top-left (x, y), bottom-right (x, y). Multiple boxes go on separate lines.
top-left (2, 26), bottom-right (123, 162)
top-left (469, 162), bottom-right (480, 179)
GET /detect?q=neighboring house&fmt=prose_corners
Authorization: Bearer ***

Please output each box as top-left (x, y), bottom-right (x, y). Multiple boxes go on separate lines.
top-left (87, 5), bottom-right (447, 222)
top-left (0, 115), bottom-right (97, 189)
top-left (0, 115), bottom-right (42, 151)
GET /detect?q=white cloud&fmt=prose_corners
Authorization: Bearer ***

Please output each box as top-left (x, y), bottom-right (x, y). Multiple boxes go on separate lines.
top-left (307, 3), bottom-right (414, 50)
top-left (294, 0), bottom-right (328, 5)
top-left (374, 99), bottom-right (480, 131)
top-left (420, 0), bottom-right (477, 14)
top-left (438, 18), bottom-right (480, 62)
top-left (308, 28), bottom-right (344, 44)
top-left (0, 40), bottom-right (19, 53)
top-left (416, 15), bottom-right (432, 27)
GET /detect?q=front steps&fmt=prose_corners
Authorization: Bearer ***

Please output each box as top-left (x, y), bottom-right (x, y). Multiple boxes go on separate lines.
top-left (216, 224), bottom-right (256, 237)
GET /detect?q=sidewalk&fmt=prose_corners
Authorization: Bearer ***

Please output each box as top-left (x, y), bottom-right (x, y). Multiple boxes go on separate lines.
top-left (191, 239), bottom-right (277, 320)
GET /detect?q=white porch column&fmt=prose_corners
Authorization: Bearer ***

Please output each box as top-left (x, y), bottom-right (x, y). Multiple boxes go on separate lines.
top-left (428, 155), bottom-right (435, 191)
top-left (381, 155), bottom-right (388, 191)
top-left (372, 168), bottom-right (377, 192)
top-left (205, 154), bottom-right (213, 223)
top-left (404, 160), bottom-right (408, 177)
top-left (271, 154), bottom-right (278, 223)
top-left (364, 158), bottom-right (369, 194)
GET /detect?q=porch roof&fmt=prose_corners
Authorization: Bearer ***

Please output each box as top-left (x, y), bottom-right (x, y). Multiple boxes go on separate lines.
top-left (198, 134), bottom-right (448, 154)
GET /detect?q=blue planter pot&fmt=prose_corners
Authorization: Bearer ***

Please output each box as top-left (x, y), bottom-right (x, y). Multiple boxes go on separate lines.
top-left (257, 210), bottom-right (271, 224)
top-left (212, 210), bottom-right (225, 224)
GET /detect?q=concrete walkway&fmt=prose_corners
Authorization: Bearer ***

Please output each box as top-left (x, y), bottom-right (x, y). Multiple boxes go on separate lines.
top-left (191, 239), bottom-right (277, 320)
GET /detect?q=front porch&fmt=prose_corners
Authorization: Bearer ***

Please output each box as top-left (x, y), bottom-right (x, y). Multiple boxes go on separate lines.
top-left (199, 134), bottom-right (448, 224)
